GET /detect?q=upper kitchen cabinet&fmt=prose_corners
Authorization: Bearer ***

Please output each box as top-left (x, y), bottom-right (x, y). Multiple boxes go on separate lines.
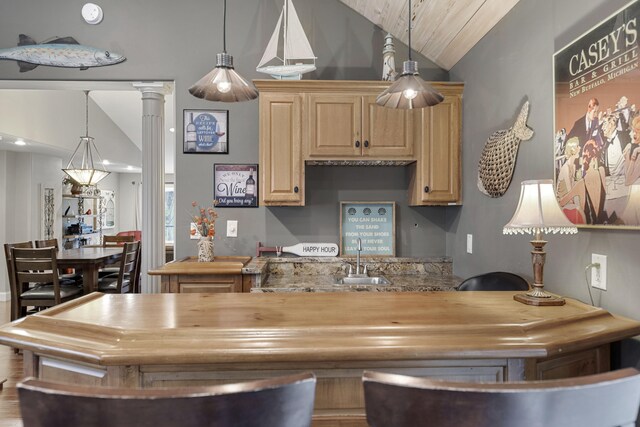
top-left (255, 80), bottom-right (463, 207)
top-left (307, 92), bottom-right (413, 158)
top-left (257, 90), bottom-right (304, 206)
top-left (409, 83), bottom-right (463, 205)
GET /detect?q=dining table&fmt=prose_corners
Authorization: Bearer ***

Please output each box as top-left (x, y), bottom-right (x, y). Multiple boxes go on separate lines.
top-left (56, 247), bottom-right (123, 294)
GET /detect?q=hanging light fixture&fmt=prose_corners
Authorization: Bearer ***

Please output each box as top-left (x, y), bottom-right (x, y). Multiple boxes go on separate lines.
top-left (62, 90), bottom-right (110, 186)
top-left (376, 0), bottom-right (443, 109)
top-left (189, 0), bottom-right (258, 102)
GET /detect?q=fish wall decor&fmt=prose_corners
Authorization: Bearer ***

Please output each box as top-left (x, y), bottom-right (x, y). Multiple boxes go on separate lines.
top-left (0, 34), bottom-right (125, 72)
top-left (477, 101), bottom-right (534, 198)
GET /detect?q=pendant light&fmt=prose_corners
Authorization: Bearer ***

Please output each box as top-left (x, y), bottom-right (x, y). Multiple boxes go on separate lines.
top-left (376, 0), bottom-right (443, 109)
top-left (189, 0), bottom-right (258, 102)
top-left (62, 91), bottom-right (110, 186)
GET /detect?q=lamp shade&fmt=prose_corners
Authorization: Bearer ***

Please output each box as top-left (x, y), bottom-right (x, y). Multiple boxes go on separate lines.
top-left (503, 180), bottom-right (577, 235)
top-left (376, 60), bottom-right (444, 109)
top-left (189, 53), bottom-right (258, 103)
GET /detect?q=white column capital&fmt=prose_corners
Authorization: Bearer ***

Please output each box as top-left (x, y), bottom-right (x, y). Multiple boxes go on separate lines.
top-left (132, 81), bottom-right (173, 95)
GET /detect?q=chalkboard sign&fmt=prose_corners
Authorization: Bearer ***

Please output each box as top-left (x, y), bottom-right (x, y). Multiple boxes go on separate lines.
top-left (183, 109), bottom-right (228, 154)
top-left (340, 202), bottom-right (395, 257)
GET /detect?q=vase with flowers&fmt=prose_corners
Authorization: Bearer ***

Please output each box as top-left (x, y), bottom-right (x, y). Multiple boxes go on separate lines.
top-left (191, 200), bottom-right (218, 262)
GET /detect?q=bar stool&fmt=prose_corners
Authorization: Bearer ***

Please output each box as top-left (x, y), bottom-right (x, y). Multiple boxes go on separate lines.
top-left (363, 369), bottom-right (640, 427)
top-left (18, 372), bottom-right (316, 427)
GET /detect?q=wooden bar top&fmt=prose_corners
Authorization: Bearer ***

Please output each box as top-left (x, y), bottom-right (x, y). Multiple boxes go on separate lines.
top-left (1, 292), bottom-right (639, 367)
top-left (148, 256), bottom-right (252, 276)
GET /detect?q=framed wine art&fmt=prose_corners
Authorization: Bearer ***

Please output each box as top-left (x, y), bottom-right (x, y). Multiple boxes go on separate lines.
top-left (213, 164), bottom-right (259, 207)
top-left (183, 109), bottom-right (228, 154)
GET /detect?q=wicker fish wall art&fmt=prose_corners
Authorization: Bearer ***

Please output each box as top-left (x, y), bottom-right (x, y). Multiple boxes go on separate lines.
top-left (477, 101), bottom-right (534, 197)
top-left (0, 34), bottom-right (126, 72)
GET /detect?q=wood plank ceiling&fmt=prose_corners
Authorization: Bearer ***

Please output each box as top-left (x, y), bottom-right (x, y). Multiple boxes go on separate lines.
top-left (339, 0), bottom-right (521, 70)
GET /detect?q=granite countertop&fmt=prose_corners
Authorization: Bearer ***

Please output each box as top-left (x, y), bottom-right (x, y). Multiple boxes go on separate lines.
top-left (244, 256), bottom-right (460, 293)
top-left (252, 274), bottom-right (460, 293)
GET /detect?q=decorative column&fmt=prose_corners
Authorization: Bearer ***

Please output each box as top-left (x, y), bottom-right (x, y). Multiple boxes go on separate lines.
top-left (133, 82), bottom-right (171, 293)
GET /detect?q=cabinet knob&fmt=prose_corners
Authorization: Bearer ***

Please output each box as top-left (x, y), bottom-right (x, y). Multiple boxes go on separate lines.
top-left (294, 186), bottom-right (299, 193)
top-left (355, 140), bottom-right (360, 148)
top-left (364, 140), bottom-right (369, 148)
top-left (424, 186), bottom-right (430, 193)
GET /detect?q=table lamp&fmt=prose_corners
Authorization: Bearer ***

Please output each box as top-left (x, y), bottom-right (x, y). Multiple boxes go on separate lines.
top-left (503, 180), bottom-right (578, 306)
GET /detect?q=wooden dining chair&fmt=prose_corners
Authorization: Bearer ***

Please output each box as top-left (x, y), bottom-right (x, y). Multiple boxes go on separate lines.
top-left (363, 369), bottom-right (640, 427)
top-left (99, 234), bottom-right (136, 277)
top-left (4, 241), bottom-right (33, 321)
top-left (98, 241), bottom-right (140, 293)
top-left (103, 235), bottom-right (135, 246)
top-left (18, 372), bottom-right (316, 427)
top-left (34, 238), bottom-right (83, 285)
top-left (10, 247), bottom-right (83, 318)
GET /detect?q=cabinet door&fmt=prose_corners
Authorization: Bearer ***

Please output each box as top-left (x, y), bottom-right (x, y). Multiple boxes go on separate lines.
top-left (161, 274), bottom-right (243, 293)
top-left (307, 94), bottom-right (362, 157)
top-left (260, 93), bottom-right (304, 206)
top-left (362, 95), bottom-right (413, 158)
top-left (414, 94), bottom-right (461, 204)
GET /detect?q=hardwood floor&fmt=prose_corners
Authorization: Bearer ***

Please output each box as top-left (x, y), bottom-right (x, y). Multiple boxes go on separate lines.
top-left (0, 300), bottom-right (23, 427)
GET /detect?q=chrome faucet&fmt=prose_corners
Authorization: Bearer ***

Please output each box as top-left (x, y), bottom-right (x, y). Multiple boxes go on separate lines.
top-left (356, 238), bottom-right (362, 275)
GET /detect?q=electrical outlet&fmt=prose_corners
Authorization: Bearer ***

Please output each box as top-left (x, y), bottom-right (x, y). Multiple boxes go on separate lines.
top-left (466, 234), bottom-right (473, 254)
top-left (591, 254), bottom-right (607, 290)
top-left (226, 220), bottom-right (238, 238)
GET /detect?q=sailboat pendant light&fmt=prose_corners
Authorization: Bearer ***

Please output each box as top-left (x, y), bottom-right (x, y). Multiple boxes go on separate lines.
top-left (62, 90), bottom-right (110, 186)
top-left (189, 0), bottom-right (258, 102)
top-left (256, 0), bottom-right (316, 80)
top-left (376, 0), bottom-right (444, 109)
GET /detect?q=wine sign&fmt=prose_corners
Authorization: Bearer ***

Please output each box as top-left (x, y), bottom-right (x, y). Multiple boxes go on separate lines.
top-left (183, 109), bottom-right (229, 154)
top-left (340, 202), bottom-right (396, 257)
top-left (213, 164), bottom-right (258, 207)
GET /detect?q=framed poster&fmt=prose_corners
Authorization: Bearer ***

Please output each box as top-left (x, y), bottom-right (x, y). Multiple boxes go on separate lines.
top-left (340, 201), bottom-right (395, 257)
top-left (183, 109), bottom-right (228, 154)
top-left (553, 1), bottom-right (640, 229)
top-left (214, 164), bottom-right (258, 207)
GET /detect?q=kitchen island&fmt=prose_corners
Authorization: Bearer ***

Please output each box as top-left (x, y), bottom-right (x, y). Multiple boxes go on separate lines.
top-left (1, 292), bottom-right (639, 426)
top-left (149, 256), bottom-right (252, 293)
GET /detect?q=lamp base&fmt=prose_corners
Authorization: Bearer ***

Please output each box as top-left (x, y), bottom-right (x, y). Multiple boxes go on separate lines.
top-left (514, 293), bottom-right (565, 306)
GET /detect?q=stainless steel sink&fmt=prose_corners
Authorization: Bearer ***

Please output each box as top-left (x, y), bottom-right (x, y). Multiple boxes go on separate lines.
top-left (334, 276), bottom-right (392, 285)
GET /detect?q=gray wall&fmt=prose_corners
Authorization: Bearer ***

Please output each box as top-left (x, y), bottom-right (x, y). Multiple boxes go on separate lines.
top-left (0, 0), bottom-right (448, 260)
top-left (449, 0), bottom-right (640, 368)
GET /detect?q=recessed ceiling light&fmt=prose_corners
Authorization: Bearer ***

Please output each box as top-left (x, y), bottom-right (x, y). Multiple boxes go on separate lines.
top-left (169, 127), bottom-right (175, 133)
top-left (15, 139), bottom-right (26, 146)
top-left (103, 159), bottom-right (110, 165)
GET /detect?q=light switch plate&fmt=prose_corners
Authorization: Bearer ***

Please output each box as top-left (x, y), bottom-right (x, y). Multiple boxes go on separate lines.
top-left (227, 220), bottom-right (238, 238)
top-left (466, 234), bottom-right (473, 254)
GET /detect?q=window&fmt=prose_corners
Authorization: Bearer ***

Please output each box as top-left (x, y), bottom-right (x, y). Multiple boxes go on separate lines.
top-left (165, 184), bottom-right (175, 244)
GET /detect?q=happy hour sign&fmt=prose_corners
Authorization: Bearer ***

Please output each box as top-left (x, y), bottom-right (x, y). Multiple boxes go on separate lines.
top-left (340, 202), bottom-right (395, 256)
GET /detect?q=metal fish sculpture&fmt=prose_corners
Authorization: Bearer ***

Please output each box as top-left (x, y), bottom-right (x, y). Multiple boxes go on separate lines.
top-left (477, 101), bottom-right (534, 197)
top-left (0, 34), bottom-right (125, 72)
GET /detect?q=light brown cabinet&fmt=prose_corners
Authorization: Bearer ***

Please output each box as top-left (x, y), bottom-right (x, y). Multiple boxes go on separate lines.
top-left (409, 87), bottom-right (463, 205)
top-left (258, 92), bottom-right (304, 206)
top-left (148, 256), bottom-right (252, 294)
top-left (254, 80), bottom-right (462, 207)
top-left (307, 94), bottom-right (413, 158)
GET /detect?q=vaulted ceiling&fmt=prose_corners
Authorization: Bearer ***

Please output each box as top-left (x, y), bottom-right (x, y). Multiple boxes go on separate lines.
top-left (339, 0), bottom-right (521, 70)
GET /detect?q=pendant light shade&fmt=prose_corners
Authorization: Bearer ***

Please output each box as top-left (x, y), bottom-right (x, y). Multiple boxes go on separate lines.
top-left (189, 0), bottom-right (258, 102)
top-left (376, 0), bottom-right (443, 109)
top-left (62, 91), bottom-right (110, 186)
